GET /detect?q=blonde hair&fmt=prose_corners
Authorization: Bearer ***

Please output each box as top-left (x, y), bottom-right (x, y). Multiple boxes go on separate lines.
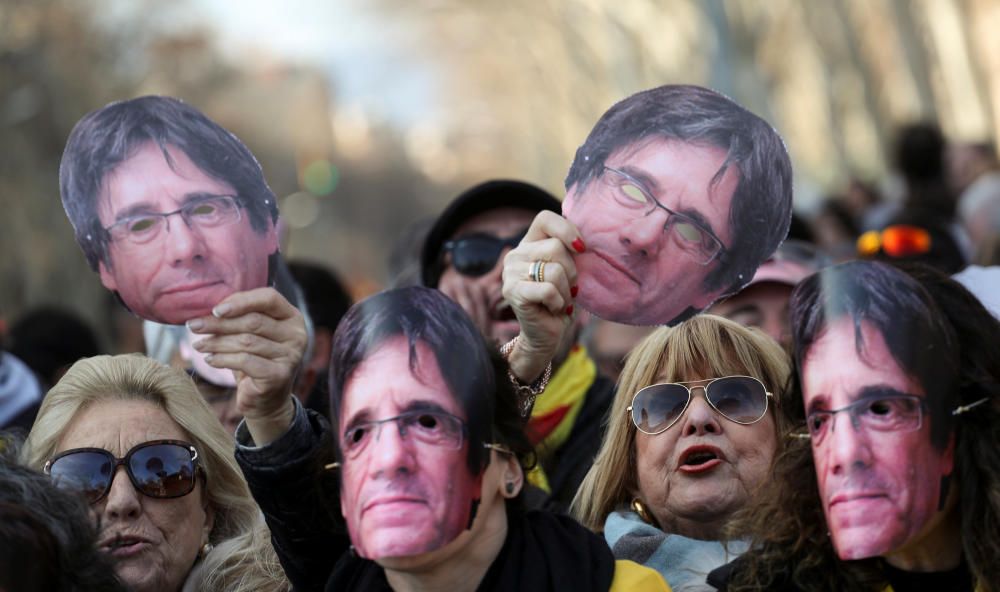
top-left (21, 354), bottom-right (290, 592)
top-left (571, 315), bottom-right (792, 531)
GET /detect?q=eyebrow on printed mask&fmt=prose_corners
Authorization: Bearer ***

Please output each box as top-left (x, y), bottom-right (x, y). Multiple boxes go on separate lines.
top-left (111, 192), bottom-right (232, 222)
top-left (343, 400), bottom-right (457, 430)
top-left (616, 165), bottom-right (718, 237)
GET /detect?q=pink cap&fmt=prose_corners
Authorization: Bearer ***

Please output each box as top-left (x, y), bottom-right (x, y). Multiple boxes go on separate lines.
top-left (745, 258), bottom-right (814, 288)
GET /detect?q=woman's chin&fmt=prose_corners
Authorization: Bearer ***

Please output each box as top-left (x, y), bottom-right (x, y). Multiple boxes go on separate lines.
top-left (114, 564), bottom-right (174, 592)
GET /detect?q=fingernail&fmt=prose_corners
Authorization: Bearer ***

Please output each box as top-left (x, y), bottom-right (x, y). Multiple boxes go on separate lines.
top-left (204, 354), bottom-right (215, 364)
top-left (191, 338), bottom-right (205, 351)
top-left (186, 319), bottom-right (204, 331)
top-left (570, 285), bottom-right (579, 298)
top-left (572, 238), bottom-right (586, 253)
top-left (565, 305), bottom-right (574, 316)
top-left (212, 303), bottom-right (231, 318)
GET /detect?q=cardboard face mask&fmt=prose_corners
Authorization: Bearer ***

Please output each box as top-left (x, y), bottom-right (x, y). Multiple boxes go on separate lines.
top-left (337, 336), bottom-right (485, 560)
top-left (561, 84), bottom-right (793, 326)
top-left (794, 262), bottom-right (958, 561)
top-left (59, 96), bottom-right (280, 326)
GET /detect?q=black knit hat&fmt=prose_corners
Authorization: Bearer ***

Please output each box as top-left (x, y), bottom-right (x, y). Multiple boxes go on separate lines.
top-left (420, 180), bottom-right (562, 287)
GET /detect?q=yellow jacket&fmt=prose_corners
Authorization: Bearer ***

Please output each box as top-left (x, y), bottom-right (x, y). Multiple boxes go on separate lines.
top-left (611, 560), bottom-right (673, 591)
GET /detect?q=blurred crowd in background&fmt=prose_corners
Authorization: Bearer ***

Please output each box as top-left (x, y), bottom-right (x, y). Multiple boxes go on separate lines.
top-left (3, 2), bottom-right (1000, 590)
top-left (3, 0), bottom-right (1000, 353)
top-left (2, 0), bottom-right (999, 441)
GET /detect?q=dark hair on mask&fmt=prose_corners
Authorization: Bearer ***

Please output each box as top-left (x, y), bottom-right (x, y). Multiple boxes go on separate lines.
top-left (328, 286), bottom-right (535, 480)
top-left (59, 95), bottom-right (279, 272)
top-left (727, 261), bottom-right (1000, 591)
top-left (565, 84), bottom-right (792, 295)
top-left (791, 260), bottom-right (959, 449)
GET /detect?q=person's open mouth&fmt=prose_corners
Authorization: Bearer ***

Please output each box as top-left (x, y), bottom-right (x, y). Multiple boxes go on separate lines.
top-left (677, 445), bottom-right (725, 474)
top-left (491, 299), bottom-right (518, 323)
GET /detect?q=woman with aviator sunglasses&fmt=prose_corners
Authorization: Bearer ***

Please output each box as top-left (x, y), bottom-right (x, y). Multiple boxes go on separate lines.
top-left (572, 316), bottom-right (792, 590)
top-left (21, 354), bottom-right (290, 592)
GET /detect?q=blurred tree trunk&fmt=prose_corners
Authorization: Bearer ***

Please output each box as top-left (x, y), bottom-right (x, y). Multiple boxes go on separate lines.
top-left (891, 0), bottom-right (938, 120)
top-left (833, 0), bottom-right (889, 166)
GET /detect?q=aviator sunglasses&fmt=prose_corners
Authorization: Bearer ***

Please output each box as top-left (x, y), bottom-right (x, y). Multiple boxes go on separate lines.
top-left (443, 229), bottom-right (528, 277)
top-left (44, 439), bottom-right (201, 504)
top-left (628, 376), bottom-right (773, 434)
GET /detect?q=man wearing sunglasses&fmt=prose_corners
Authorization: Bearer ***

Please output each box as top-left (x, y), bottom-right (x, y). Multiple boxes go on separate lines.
top-left (562, 84), bottom-right (793, 326)
top-left (420, 180), bottom-right (616, 512)
top-left (60, 96), bottom-right (280, 326)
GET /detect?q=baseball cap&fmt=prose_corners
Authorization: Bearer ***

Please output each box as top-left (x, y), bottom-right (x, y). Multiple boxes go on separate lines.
top-left (743, 240), bottom-right (825, 289)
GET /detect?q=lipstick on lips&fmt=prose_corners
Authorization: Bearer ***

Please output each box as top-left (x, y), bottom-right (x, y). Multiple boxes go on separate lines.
top-left (677, 445), bottom-right (724, 474)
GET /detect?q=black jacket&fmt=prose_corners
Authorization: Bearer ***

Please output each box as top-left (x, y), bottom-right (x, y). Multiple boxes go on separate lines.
top-left (707, 554), bottom-right (975, 592)
top-left (234, 402), bottom-right (622, 592)
top-left (328, 510), bottom-right (618, 592)
top-left (235, 403), bottom-right (344, 592)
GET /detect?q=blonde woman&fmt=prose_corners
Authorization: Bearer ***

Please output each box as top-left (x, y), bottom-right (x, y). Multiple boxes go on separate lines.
top-left (21, 354), bottom-right (289, 592)
top-left (572, 316), bottom-right (791, 591)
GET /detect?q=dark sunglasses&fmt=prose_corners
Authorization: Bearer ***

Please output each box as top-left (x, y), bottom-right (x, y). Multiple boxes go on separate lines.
top-left (44, 439), bottom-right (201, 504)
top-left (443, 229), bottom-right (528, 277)
top-left (628, 376), bottom-right (773, 435)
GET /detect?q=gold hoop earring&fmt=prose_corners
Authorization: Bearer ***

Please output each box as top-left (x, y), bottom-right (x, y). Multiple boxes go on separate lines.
top-left (630, 497), bottom-right (653, 525)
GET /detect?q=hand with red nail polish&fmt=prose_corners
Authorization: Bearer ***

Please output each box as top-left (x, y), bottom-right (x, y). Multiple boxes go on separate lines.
top-left (499, 210), bottom-right (580, 384)
top-left (572, 238), bottom-right (586, 253)
top-left (571, 285), bottom-right (579, 298)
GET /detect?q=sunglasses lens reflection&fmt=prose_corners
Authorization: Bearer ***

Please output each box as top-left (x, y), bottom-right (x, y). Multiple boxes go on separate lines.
top-left (632, 384), bottom-right (690, 433)
top-left (49, 443), bottom-right (196, 503)
top-left (632, 377), bottom-right (769, 432)
top-left (129, 444), bottom-right (197, 498)
top-left (707, 377), bottom-right (768, 423)
top-left (49, 451), bottom-right (113, 503)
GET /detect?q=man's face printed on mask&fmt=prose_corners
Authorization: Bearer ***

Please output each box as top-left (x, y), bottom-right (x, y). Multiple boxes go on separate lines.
top-left (337, 337), bottom-right (483, 560)
top-left (801, 319), bottom-right (955, 560)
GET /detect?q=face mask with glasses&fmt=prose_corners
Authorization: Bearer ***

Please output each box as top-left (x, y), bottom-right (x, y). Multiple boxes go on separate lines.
top-left (339, 409), bottom-right (514, 461)
top-left (599, 166), bottom-right (726, 265)
top-left (803, 394), bottom-right (925, 443)
top-left (103, 194), bottom-right (243, 247)
top-left (340, 410), bottom-right (467, 459)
